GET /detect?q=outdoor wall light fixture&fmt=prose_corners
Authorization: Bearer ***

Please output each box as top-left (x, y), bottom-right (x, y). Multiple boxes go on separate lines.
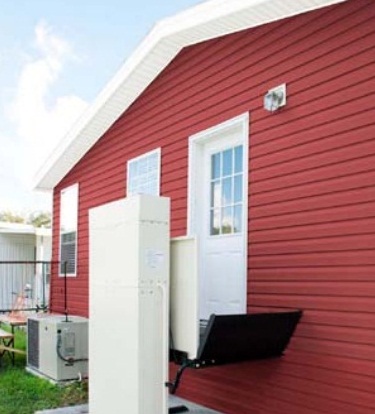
top-left (264, 83), bottom-right (287, 112)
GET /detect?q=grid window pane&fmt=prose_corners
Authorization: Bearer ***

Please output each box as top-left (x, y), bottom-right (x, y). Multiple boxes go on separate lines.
top-left (211, 153), bottom-right (221, 179)
top-left (234, 145), bottom-right (243, 173)
top-left (234, 205), bottom-right (243, 233)
top-left (222, 149), bottom-right (233, 177)
top-left (221, 207), bottom-right (233, 234)
top-left (210, 209), bottom-right (220, 235)
top-left (234, 175), bottom-right (243, 203)
top-left (211, 180), bottom-right (220, 208)
top-left (222, 177), bottom-right (232, 206)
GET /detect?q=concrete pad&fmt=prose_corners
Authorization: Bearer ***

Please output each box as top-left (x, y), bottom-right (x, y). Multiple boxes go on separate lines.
top-left (35, 395), bottom-right (223, 414)
top-left (35, 405), bottom-right (88, 414)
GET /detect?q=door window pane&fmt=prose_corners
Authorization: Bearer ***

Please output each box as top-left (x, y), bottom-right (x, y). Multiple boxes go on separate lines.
top-left (211, 153), bottom-right (221, 180)
top-left (222, 149), bottom-right (233, 177)
top-left (210, 209), bottom-right (220, 235)
top-left (222, 177), bottom-right (232, 206)
top-left (211, 180), bottom-right (220, 208)
top-left (221, 207), bottom-right (233, 234)
top-left (234, 205), bottom-right (243, 233)
top-left (234, 175), bottom-right (243, 203)
top-left (234, 145), bottom-right (243, 173)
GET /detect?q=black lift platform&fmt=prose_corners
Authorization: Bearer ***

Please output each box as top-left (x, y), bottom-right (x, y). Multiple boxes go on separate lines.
top-left (168, 310), bottom-right (302, 413)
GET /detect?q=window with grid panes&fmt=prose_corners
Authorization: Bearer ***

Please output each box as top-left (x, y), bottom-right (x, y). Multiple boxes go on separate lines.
top-left (210, 145), bottom-right (243, 236)
top-left (127, 149), bottom-right (161, 196)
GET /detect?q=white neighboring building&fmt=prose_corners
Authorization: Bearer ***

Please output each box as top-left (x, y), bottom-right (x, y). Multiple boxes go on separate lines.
top-left (0, 222), bottom-right (52, 311)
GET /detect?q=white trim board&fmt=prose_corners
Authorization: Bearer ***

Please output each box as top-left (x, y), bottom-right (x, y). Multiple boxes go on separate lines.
top-left (34, 0), bottom-right (347, 191)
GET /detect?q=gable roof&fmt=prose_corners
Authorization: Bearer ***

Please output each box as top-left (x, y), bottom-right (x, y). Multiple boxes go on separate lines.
top-left (34, 0), bottom-right (347, 191)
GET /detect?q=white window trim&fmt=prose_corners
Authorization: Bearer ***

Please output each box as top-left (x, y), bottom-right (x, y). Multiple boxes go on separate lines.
top-left (126, 147), bottom-right (161, 197)
top-left (187, 112), bottom-right (249, 317)
top-left (59, 183), bottom-right (79, 277)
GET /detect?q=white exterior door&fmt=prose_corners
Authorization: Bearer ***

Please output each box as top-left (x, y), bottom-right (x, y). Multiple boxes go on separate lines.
top-left (189, 114), bottom-right (249, 321)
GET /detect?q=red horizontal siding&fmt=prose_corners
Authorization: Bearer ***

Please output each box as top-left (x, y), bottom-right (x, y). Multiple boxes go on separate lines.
top-left (251, 203), bottom-right (375, 230)
top-left (249, 294), bottom-right (374, 313)
top-left (252, 108), bottom-right (375, 163)
top-left (172, 359), bottom-right (375, 414)
top-left (286, 349), bottom-right (375, 378)
top-left (252, 145), bottom-right (375, 190)
top-left (249, 266), bottom-right (375, 282)
top-left (252, 143), bottom-right (375, 194)
top-left (251, 281), bottom-right (375, 298)
top-left (296, 323), bottom-right (375, 345)
top-left (251, 219), bottom-right (375, 243)
top-left (51, 0), bottom-right (375, 413)
top-left (270, 176), bottom-right (373, 213)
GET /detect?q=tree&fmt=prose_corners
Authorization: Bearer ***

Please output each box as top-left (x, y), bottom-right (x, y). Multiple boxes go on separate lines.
top-left (0, 210), bottom-right (52, 228)
top-left (0, 210), bottom-right (25, 223)
top-left (28, 211), bottom-right (52, 228)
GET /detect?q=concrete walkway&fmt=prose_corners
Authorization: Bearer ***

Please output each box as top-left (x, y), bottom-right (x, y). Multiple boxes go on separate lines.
top-left (35, 395), bottom-right (222, 414)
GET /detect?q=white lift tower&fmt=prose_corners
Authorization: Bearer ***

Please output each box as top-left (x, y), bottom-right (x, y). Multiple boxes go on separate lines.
top-left (89, 195), bottom-right (170, 414)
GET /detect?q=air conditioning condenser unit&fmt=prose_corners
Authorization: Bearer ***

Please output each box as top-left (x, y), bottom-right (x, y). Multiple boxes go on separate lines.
top-left (27, 314), bottom-right (88, 382)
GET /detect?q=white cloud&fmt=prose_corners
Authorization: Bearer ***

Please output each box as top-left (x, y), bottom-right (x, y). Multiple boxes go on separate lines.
top-left (0, 21), bottom-right (88, 212)
top-left (10, 21), bottom-right (88, 170)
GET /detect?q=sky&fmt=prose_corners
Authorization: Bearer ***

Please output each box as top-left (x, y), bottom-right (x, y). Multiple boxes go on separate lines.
top-left (0, 0), bottom-right (203, 214)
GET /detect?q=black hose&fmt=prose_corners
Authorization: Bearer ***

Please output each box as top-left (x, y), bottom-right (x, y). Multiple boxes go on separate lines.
top-left (166, 360), bottom-right (194, 394)
top-left (56, 332), bottom-right (88, 365)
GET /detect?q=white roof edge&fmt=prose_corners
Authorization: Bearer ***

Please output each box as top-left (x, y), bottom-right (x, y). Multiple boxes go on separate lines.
top-left (0, 221), bottom-right (52, 235)
top-left (34, 0), bottom-right (347, 191)
top-left (0, 222), bottom-right (35, 235)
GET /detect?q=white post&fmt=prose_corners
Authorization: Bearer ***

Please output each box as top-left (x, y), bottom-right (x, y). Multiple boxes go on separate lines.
top-left (89, 195), bottom-right (170, 414)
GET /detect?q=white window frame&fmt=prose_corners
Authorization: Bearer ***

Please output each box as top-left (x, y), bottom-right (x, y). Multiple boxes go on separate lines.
top-left (126, 148), bottom-right (161, 197)
top-left (59, 183), bottom-right (79, 277)
top-left (187, 112), bottom-right (249, 319)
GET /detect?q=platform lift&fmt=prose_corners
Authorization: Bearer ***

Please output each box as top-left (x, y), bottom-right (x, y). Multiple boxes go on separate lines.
top-left (168, 312), bottom-right (302, 403)
top-left (89, 195), bottom-right (302, 414)
top-left (168, 237), bottom-right (302, 413)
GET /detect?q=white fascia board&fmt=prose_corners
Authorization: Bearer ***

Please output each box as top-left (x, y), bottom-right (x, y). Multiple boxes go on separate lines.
top-left (0, 229), bottom-right (35, 235)
top-left (158, 0), bottom-right (347, 44)
top-left (0, 222), bottom-right (36, 235)
top-left (34, 0), bottom-right (347, 191)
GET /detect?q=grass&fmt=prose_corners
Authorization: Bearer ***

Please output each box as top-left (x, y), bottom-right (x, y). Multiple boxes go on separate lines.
top-left (0, 327), bottom-right (88, 414)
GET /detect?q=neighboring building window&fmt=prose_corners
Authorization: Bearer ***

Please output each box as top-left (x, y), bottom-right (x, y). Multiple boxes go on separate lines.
top-left (127, 148), bottom-right (161, 196)
top-left (59, 184), bottom-right (78, 276)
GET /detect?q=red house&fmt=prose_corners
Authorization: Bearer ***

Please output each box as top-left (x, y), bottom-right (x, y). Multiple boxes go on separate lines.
top-left (35, 0), bottom-right (375, 412)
